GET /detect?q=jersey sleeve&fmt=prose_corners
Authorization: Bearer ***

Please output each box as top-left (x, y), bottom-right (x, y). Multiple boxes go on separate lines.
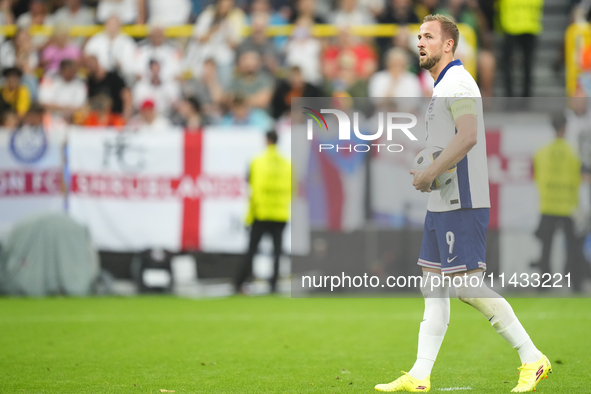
top-left (444, 75), bottom-right (478, 108)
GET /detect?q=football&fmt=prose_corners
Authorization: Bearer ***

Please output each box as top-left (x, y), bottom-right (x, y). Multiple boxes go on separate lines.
top-left (412, 146), bottom-right (457, 190)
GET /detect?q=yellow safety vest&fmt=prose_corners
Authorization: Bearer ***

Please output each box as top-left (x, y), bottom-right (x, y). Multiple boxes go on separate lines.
top-left (499, 0), bottom-right (544, 35)
top-left (533, 138), bottom-right (581, 216)
top-left (246, 145), bottom-right (292, 224)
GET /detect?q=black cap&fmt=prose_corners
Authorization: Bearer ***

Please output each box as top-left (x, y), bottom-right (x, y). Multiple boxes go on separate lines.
top-left (3, 67), bottom-right (23, 78)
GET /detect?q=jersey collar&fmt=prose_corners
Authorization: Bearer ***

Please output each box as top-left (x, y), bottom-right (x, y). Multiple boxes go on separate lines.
top-left (434, 59), bottom-right (463, 87)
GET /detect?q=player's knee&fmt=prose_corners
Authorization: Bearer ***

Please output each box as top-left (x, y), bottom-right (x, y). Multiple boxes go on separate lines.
top-left (454, 285), bottom-right (473, 304)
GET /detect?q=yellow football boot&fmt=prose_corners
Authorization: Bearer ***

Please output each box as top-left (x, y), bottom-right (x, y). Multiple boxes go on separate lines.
top-left (510, 354), bottom-right (552, 392)
top-left (375, 371), bottom-right (430, 392)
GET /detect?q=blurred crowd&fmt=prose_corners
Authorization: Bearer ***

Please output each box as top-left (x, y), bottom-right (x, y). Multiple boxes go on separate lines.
top-left (0, 0), bottom-right (541, 132)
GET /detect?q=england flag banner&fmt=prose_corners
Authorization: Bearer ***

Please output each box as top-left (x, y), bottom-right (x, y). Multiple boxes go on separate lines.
top-left (0, 127), bottom-right (65, 238)
top-left (68, 128), bottom-right (266, 252)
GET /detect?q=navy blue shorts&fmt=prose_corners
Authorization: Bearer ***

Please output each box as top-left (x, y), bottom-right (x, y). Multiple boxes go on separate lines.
top-left (417, 208), bottom-right (489, 274)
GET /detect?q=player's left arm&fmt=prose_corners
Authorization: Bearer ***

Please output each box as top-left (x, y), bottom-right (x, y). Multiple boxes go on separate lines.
top-left (411, 98), bottom-right (478, 192)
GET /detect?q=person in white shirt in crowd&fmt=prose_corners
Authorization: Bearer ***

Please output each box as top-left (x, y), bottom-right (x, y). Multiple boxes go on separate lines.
top-left (330, 0), bottom-right (376, 26)
top-left (137, 0), bottom-right (191, 26)
top-left (127, 98), bottom-right (172, 131)
top-left (187, 0), bottom-right (245, 88)
top-left (358, 0), bottom-right (385, 18)
top-left (0, 28), bottom-right (39, 99)
top-left (16, 0), bottom-right (53, 49)
top-left (38, 59), bottom-right (87, 122)
top-left (84, 15), bottom-right (137, 79)
top-left (368, 47), bottom-right (422, 98)
top-left (0, 28), bottom-right (38, 73)
top-left (52, 0), bottom-right (94, 26)
top-left (96, 0), bottom-right (138, 25)
top-left (16, 0), bottom-right (53, 27)
top-left (134, 24), bottom-right (183, 82)
top-left (0, 0), bottom-right (14, 25)
top-left (132, 59), bottom-right (181, 117)
top-left (41, 24), bottom-right (82, 75)
top-left (180, 58), bottom-right (224, 120)
top-left (284, 19), bottom-right (322, 86)
top-left (51, 0), bottom-right (95, 47)
top-left (236, 12), bottom-right (279, 75)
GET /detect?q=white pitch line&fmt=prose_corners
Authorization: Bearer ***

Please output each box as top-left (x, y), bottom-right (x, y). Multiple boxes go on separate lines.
top-left (437, 387), bottom-right (472, 391)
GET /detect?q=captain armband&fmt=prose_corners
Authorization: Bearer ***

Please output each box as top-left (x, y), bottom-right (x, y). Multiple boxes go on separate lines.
top-left (450, 98), bottom-right (478, 120)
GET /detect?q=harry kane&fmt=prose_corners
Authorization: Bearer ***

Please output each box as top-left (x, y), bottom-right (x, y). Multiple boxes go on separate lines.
top-left (375, 15), bottom-right (551, 393)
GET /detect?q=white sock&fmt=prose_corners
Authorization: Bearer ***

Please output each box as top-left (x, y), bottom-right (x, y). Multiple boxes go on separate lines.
top-left (454, 272), bottom-right (541, 364)
top-left (409, 273), bottom-right (450, 380)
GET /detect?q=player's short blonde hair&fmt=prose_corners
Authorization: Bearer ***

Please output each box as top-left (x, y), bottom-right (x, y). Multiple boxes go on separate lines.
top-left (423, 14), bottom-right (459, 55)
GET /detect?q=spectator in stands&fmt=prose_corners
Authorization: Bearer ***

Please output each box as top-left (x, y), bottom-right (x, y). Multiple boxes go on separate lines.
top-left (21, 103), bottom-right (45, 127)
top-left (41, 24), bottom-right (82, 74)
top-left (85, 55), bottom-right (132, 119)
top-left (323, 58), bottom-right (369, 98)
top-left (189, 0), bottom-right (245, 88)
top-left (220, 94), bottom-right (273, 131)
top-left (83, 15), bottom-right (137, 78)
top-left (0, 28), bottom-right (37, 73)
top-left (134, 24), bottom-right (183, 82)
top-left (499, 0), bottom-right (544, 97)
top-left (0, 67), bottom-right (30, 117)
top-left (566, 89), bottom-right (591, 156)
top-left (81, 94), bottom-right (125, 127)
top-left (284, 19), bottom-right (322, 85)
top-left (357, 0), bottom-right (385, 19)
top-left (236, 12), bottom-right (279, 75)
top-left (96, 0), bottom-right (138, 25)
top-left (52, 0), bottom-right (94, 26)
top-left (378, 0), bottom-right (419, 24)
top-left (1, 108), bottom-right (19, 129)
top-left (15, 0), bottom-right (52, 50)
top-left (414, 0), bottom-right (439, 21)
top-left (248, 0), bottom-right (289, 50)
top-left (368, 47), bottom-right (422, 99)
top-left (172, 96), bottom-right (203, 130)
top-left (127, 98), bottom-right (172, 130)
top-left (16, 0), bottom-right (53, 28)
top-left (180, 58), bottom-right (223, 120)
top-left (132, 59), bottom-right (181, 117)
top-left (0, 0), bottom-right (15, 25)
top-left (38, 59), bottom-right (86, 122)
top-left (331, 0), bottom-right (376, 26)
top-left (231, 50), bottom-right (274, 110)
top-left (0, 28), bottom-right (39, 99)
top-left (322, 27), bottom-right (377, 82)
top-left (137, 0), bottom-right (191, 26)
top-left (376, 0), bottom-right (419, 61)
top-left (290, 0), bottom-right (326, 24)
top-left (271, 66), bottom-right (322, 119)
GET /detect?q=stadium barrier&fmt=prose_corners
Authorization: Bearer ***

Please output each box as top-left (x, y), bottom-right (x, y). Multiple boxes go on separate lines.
top-left (0, 125), bottom-right (305, 254)
top-left (0, 110), bottom-right (586, 291)
top-left (0, 23), bottom-right (477, 78)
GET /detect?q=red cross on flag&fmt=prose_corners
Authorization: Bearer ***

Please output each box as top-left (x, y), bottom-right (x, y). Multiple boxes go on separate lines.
top-left (68, 128), bottom-right (266, 252)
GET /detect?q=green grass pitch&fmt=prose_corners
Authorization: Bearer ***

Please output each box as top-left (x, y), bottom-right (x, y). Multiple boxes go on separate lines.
top-left (0, 296), bottom-right (589, 393)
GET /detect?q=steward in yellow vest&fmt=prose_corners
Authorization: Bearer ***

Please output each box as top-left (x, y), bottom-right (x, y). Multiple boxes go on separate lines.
top-left (235, 131), bottom-right (292, 294)
top-left (533, 130), bottom-right (581, 217)
top-left (498, 0), bottom-right (544, 97)
top-left (532, 113), bottom-right (582, 280)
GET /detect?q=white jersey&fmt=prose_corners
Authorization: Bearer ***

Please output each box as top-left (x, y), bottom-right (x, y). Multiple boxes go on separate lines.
top-left (425, 59), bottom-right (490, 212)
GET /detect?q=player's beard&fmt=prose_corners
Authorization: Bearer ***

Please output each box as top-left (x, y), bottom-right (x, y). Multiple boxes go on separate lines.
top-left (419, 52), bottom-right (442, 71)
